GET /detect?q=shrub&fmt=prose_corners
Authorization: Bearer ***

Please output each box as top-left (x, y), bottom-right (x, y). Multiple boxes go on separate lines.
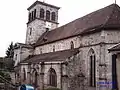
top-left (44, 87), bottom-right (60, 90)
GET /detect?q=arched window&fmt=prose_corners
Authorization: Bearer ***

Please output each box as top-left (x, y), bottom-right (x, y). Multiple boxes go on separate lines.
top-left (70, 41), bottom-right (74, 49)
top-left (51, 12), bottom-right (56, 21)
top-left (34, 9), bottom-right (36, 19)
top-left (46, 10), bottom-right (50, 20)
top-left (23, 68), bottom-right (26, 80)
top-left (49, 68), bottom-right (57, 87)
top-left (53, 45), bottom-right (55, 52)
top-left (40, 8), bottom-right (44, 19)
top-left (28, 13), bottom-right (31, 21)
top-left (88, 49), bottom-right (96, 87)
top-left (32, 11), bottom-right (34, 20)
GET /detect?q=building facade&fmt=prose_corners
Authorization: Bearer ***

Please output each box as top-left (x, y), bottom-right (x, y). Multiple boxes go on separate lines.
top-left (14, 1), bottom-right (120, 90)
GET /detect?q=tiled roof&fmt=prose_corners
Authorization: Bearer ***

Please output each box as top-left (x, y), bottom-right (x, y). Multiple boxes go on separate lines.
top-left (35, 4), bottom-right (120, 47)
top-left (27, 1), bottom-right (60, 10)
top-left (108, 43), bottom-right (120, 51)
top-left (21, 48), bottom-right (79, 64)
top-left (14, 43), bottom-right (33, 49)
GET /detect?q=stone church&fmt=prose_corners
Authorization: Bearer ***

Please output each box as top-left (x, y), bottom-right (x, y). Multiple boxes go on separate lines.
top-left (13, 1), bottom-right (120, 90)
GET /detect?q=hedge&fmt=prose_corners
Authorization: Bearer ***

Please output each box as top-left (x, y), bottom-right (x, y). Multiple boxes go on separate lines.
top-left (43, 87), bottom-right (60, 90)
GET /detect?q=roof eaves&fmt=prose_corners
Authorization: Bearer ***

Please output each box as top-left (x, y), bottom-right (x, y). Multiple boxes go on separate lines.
top-left (27, 1), bottom-right (60, 11)
top-left (103, 4), bottom-right (117, 27)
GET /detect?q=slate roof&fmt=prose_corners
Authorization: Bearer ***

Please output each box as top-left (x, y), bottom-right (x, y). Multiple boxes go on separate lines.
top-left (35, 4), bottom-right (120, 47)
top-left (21, 48), bottom-right (79, 64)
top-left (108, 43), bottom-right (120, 51)
top-left (27, 1), bottom-right (60, 10)
top-left (14, 43), bottom-right (33, 49)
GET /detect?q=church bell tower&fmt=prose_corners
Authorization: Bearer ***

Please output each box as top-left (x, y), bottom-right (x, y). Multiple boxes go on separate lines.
top-left (25, 1), bottom-right (60, 44)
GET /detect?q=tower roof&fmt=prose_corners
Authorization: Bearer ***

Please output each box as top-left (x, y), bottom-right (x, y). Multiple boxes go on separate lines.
top-left (35, 4), bottom-right (120, 46)
top-left (27, 1), bottom-right (60, 10)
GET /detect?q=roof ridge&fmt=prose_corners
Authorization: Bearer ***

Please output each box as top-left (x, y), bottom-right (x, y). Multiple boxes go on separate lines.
top-left (35, 4), bottom-right (120, 47)
top-left (101, 4), bottom-right (116, 28)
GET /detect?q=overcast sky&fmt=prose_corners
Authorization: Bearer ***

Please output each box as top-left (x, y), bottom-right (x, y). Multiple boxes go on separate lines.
top-left (0, 0), bottom-right (119, 57)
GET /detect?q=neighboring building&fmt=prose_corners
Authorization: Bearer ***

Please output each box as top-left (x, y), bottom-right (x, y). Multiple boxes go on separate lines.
top-left (108, 44), bottom-right (120, 90)
top-left (14, 1), bottom-right (120, 90)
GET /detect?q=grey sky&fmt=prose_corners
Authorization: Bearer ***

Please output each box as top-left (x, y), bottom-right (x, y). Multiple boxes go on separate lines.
top-left (0, 0), bottom-right (119, 57)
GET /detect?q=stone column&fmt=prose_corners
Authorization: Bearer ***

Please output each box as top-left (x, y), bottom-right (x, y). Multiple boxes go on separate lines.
top-left (38, 73), bottom-right (44, 90)
top-left (27, 72), bottom-right (31, 84)
top-left (99, 43), bottom-right (108, 90)
top-left (62, 75), bottom-right (68, 90)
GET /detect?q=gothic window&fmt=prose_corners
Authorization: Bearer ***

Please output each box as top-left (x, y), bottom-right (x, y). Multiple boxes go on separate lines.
top-left (40, 8), bottom-right (44, 19)
top-left (49, 68), bottom-right (57, 87)
top-left (23, 68), bottom-right (26, 80)
top-left (70, 41), bottom-right (74, 49)
top-left (32, 11), bottom-right (34, 20)
top-left (34, 9), bottom-right (36, 19)
top-left (89, 49), bottom-right (96, 87)
top-left (46, 10), bottom-right (50, 20)
top-left (53, 45), bottom-right (55, 52)
top-left (34, 71), bottom-right (38, 87)
top-left (28, 13), bottom-right (31, 21)
top-left (51, 12), bottom-right (56, 21)
top-left (112, 54), bottom-right (118, 89)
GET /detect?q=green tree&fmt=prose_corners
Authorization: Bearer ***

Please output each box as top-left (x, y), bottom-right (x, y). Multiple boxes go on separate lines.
top-left (6, 42), bottom-right (14, 58)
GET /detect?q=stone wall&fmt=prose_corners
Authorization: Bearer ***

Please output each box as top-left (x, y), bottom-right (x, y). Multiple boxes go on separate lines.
top-left (14, 49), bottom-right (21, 66)
top-left (14, 47), bottom-right (33, 66)
top-left (34, 36), bottom-right (80, 54)
top-left (66, 52), bottom-right (87, 90)
top-left (17, 29), bottom-right (120, 90)
top-left (21, 62), bottom-right (62, 89)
